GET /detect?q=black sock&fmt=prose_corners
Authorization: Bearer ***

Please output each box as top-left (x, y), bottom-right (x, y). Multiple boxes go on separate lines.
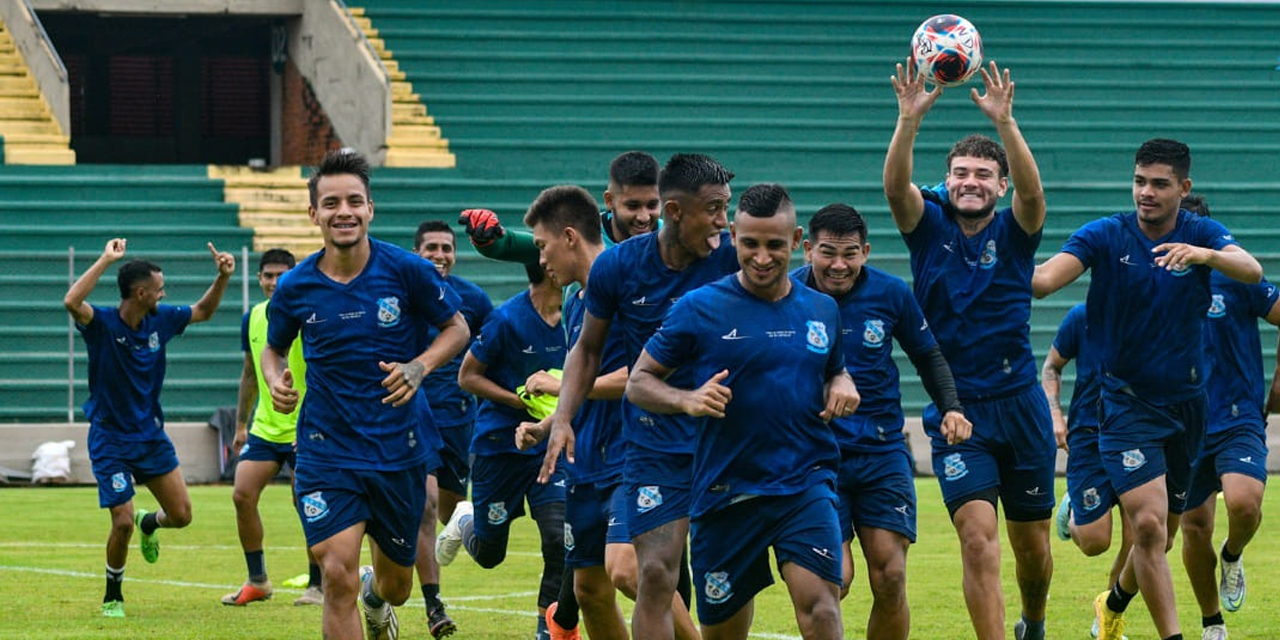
top-left (139, 511), bottom-right (160, 535)
top-left (1163, 635), bottom-right (1183, 640)
top-left (1203, 612), bottom-right (1224, 628)
top-left (1107, 583), bottom-right (1136, 613)
top-left (677, 543), bottom-right (692, 608)
top-left (245, 550), bottom-right (267, 583)
top-left (422, 583), bottom-right (441, 610)
top-left (362, 578), bottom-right (385, 609)
top-left (552, 563), bottom-right (579, 629)
top-left (308, 562), bottom-right (322, 589)
top-left (104, 565), bottom-right (124, 602)
top-left (1221, 546), bottom-right (1241, 563)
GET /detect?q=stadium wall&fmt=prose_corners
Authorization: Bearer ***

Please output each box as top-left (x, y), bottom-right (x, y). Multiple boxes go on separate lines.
top-left (1, 423), bottom-right (221, 484)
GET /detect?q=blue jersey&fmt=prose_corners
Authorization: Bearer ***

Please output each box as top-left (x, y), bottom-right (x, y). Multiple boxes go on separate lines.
top-left (584, 231), bottom-right (738, 460)
top-left (77, 304), bottom-right (191, 439)
top-left (467, 290), bottom-right (566, 456)
top-left (563, 287), bottom-right (628, 485)
top-left (1062, 211), bottom-right (1238, 404)
top-left (902, 201), bottom-right (1041, 397)
top-left (1205, 273), bottom-right (1278, 435)
top-left (1052, 304), bottom-right (1101, 431)
top-left (794, 264), bottom-right (937, 452)
top-left (268, 238), bottom-right (462, 471)
top-left (421, 274), bottom-right (493, 429)
top-left (643, 275), bottom-right (844, 517)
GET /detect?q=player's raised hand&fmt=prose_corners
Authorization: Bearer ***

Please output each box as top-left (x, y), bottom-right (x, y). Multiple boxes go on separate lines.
top-left (820, 372), bottom-right (860, 422)
top-left (684, 369), bottom-right (732, 418)
top-left (972, 61), bottom-right (1014, 124)
top-left (940, 410), bottom-right (973, 446)
top-left (1152, 242), bottom-right (1209, 272)
top-left (270, 368), bottom-right (300, 413)
top-left (379, 360), bottom-right (426, 407)
top-left (102, 238), bottom-right (127, 262)
top-left (515, 418), bottom-right (551, 451)
top-left (208, 242), bottom-right (236, 276)
top-left (538, 416), bottom-right (576, 483)
top-left (891, 56), bottom-right (943, 121)
top-left (458, 209), bottom-right (505, 248)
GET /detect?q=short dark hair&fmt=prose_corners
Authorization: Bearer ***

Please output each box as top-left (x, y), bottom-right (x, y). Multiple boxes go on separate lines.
top-left (1181, 193), bottom-right (1210, 218)
top-left (415, 220), bottom-right (455, 251)
top-left (609, 151), bottom-right (659, 188)
top-left (524, 261), bottom-right (547, 286)
top-left (658, 153), bottom-right (734, 199)
top-left (736, 183), bottom-right (792, 219)
top-left (809, 203), bottom-right (868, 244)
top-left (946, 134), bottom-right (1008, 178)
top-left (1135, 138), bottom-right (1191, 181)
top-left (523, 185), bottom-right (603, 245)
top-left (259, 248), bottom-right (296, 272)
top-left (308, 149), bottom-right (371, 208)
top-left (117, 259), bottom-right (161, 299)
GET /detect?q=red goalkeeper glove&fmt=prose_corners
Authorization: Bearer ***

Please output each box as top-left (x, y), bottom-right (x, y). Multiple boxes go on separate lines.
top-left (458, 208), bottom-right (505, 248)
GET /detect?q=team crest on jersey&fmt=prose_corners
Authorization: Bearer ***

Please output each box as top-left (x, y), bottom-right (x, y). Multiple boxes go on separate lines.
top-left (862, 319), bottom-right (886, 349)
top-left (376, 296), bottom-right (402, 328)
top-left (301, 491), bottom-right (329, 522)
top-left (943, 453), bottom-right (968, 480)
top-left (1081, 487), bottom-right (1101, 512)
top-left (488, 501), bottom-right (509, 525)
top-left (636, 485), bottom-right (663, 513)
top-left (979, 240), bottom-right (998, 270)
top-left (805, 320), bottom-right (830, 354)
top-left (1207, 294), bottom-right (1226, 318)
top-left (147, 332), bottom-right (160, 352)
top-left (110, 472), bottom-right (129, 493)
top-left (1121, 449), bottom-right (1146, 471)
top-left (1169, 264), bottom-right (1192, 277)
top-left (564, 523), bottom-right (575, 551)
top-left (703, 571), bottom-right (733, 604)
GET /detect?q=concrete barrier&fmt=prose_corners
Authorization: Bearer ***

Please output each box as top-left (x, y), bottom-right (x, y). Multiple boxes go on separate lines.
top-left (0, 422), bottom-right (222, 485)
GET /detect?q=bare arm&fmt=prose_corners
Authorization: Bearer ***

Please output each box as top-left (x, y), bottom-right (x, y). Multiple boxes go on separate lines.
top-left (1263, 298), bottom-right (1280, 415)
top-left (261, 344), bottom-right (298, 414)
top-left (64, 238), bottom-right (127, 326)
top-left (883, 58), bottom-right (939, 234)
top-left (1152, 243), bottom-right (1262, 285)
top-left (233, 352), bottom-right (257, 451)
top-left (380, 311), bottom-right (470, 408)
top-left (1041, 345), bottom-right (1070, 451)
top-left (189, 242), bottom-right (236, 324)
top-left (458, 350), bottom-right (525, 412)
top-left (971, 63), bottom-right (1045, 234)
top-left (1032, 252), bottom-right (1087, 299)
top-left (626, 350), bottom-right (731, 418)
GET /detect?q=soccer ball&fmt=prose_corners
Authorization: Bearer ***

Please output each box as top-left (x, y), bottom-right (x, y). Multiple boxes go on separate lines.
top-left (911, 14), bottom-right (983, 87)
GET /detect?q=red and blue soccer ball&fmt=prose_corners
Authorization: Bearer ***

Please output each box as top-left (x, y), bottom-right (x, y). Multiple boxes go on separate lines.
top-left (911, 14), bottom-right (983, 87)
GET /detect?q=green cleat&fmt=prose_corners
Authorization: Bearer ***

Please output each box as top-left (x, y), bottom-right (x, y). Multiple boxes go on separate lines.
top-left (134, 509), bottom-right (160, 563)
top-left (101, 600), bottom-right (126, 618)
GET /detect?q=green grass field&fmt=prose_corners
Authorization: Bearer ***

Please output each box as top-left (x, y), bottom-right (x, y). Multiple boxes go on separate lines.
top-left (0, 479), bottom-right (1276, 639)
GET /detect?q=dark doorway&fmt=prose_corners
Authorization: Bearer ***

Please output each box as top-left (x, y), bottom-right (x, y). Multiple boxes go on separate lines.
top-left (40, 13), bottom-right (274, 164)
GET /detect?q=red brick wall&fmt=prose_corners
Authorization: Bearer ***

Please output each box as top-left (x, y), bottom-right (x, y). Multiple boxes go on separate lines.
top-left (281, 59), bottom-right (342, 165)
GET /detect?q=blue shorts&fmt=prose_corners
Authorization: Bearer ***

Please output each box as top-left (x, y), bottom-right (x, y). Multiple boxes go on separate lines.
top-left (926, 384), bottom-right (1056, 520)
top-left (238, 433), bottom-right (296, 468)
top-left (625, 482), bottom-right (693, 538)
top-left (434, 424), bottom-right (473, 496)
top-left (690, 483), bottom-right (842, 626)
top-left (1065, 427), bottom-right (1119, 527)
top-left (88, 427), bottom-right (180, 509)
top-left (1185, 424), bottom-right (1268, 511)
top-left (471, 452), bottom-right (566, 543)
top-left (293, 462), bottom-right (428, 567)
top-left (836, 445), bottom-right (917, 543)
top-left (565, 481), bottom-right (629, 569)
top-left (1099, 389), bottom-right (1206, 514)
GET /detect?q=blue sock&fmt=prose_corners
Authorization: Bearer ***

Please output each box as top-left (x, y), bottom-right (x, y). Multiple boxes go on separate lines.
top-left (245, 550), bottom-right (266, 583)
top-left (1020, 617), bottom-right (1045, 640)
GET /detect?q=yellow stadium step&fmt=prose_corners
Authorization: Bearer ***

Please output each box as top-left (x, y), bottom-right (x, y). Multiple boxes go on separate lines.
top-left (0, 16), bottom-right (74, 164)
top-left (349, 4), bottom-right (454, 168)
top-left (209, 165), bottom-right (321, 256)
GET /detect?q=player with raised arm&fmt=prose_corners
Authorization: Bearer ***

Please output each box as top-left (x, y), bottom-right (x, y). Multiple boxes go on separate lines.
top-left (64, 237), bottom-right (235, 618)
top-left (884, 58), bottom-right (1054, 640)
top-left (628, 183), bottom-right (857, 640)
top-left (1032, 140), bottom-right (1263, 640)
top-left (794, 203), bottom-right (970, 640)
top-left (262, 150), bottom-right (470, 640)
